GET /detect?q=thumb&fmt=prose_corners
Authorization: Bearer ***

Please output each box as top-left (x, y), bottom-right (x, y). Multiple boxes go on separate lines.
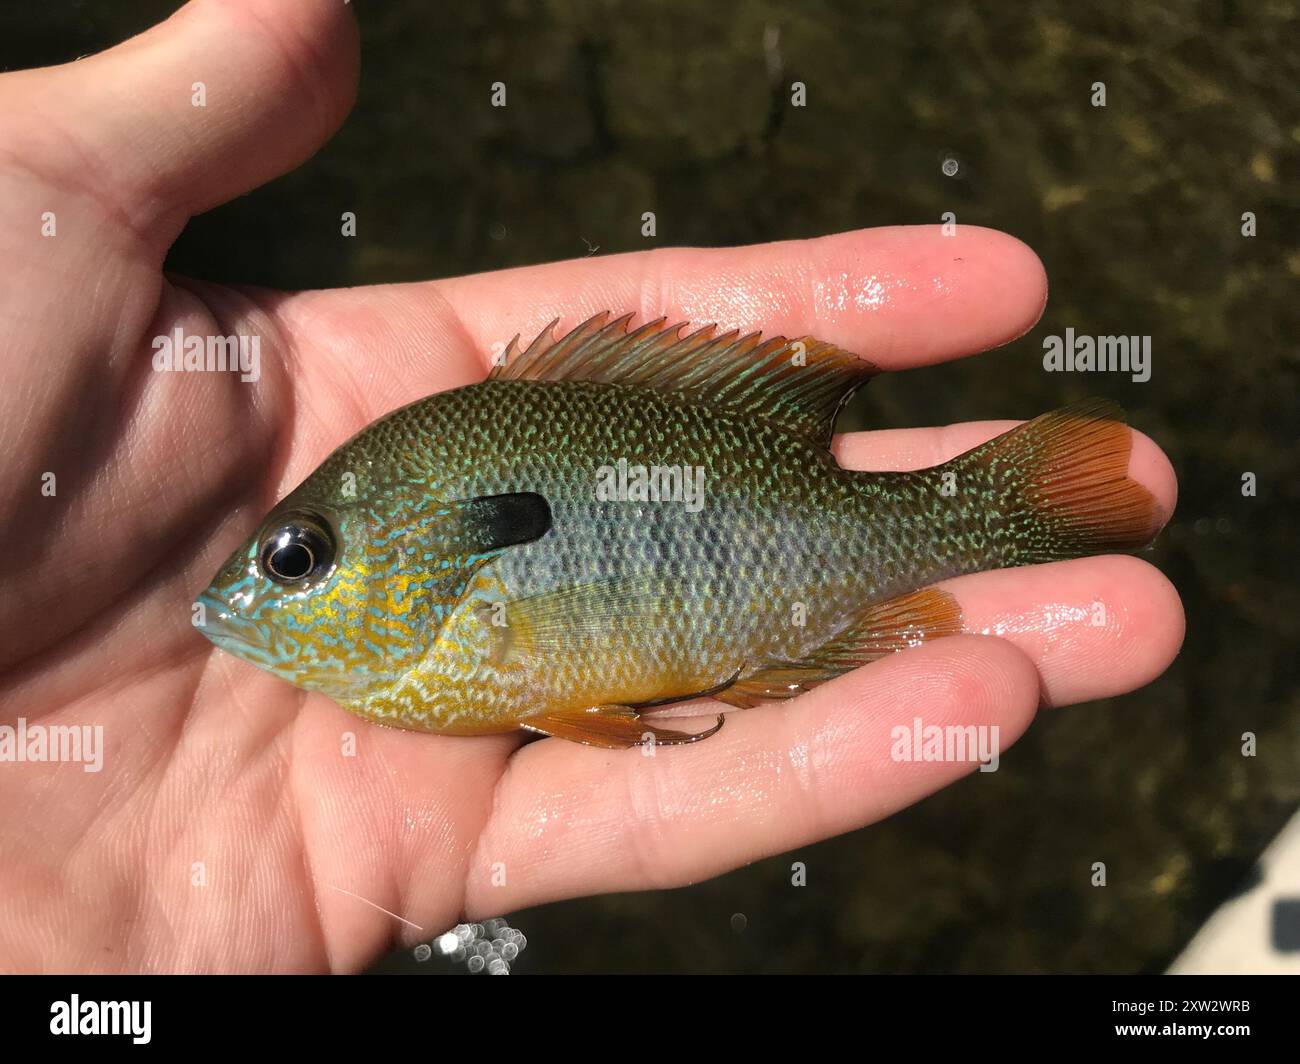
top-left (4, 0), bottom-right (359, 243)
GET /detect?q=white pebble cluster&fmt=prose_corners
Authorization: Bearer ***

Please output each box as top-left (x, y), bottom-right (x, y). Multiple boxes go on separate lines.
top-left (418, 917), bottom-right (527, 974)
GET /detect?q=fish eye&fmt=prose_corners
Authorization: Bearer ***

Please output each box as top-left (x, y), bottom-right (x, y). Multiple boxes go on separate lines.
top-left (258, 514), bottom-right (335, 585)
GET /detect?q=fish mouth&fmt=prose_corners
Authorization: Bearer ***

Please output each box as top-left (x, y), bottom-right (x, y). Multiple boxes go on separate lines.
top-left (194, 591), bottom-right (270, 664)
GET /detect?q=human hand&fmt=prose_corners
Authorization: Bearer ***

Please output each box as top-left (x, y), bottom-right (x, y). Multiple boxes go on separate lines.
top-left (0, 0), bottom-right (1180, 972)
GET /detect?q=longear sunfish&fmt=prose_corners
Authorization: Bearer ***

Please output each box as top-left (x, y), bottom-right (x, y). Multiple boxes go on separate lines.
top-left (196, 313), bottom-right (1160, 747)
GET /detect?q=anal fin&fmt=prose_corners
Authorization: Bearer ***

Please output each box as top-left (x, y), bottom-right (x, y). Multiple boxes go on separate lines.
top-left (520, 705), bottom-right (724, 749)
top-left (714, 586), bottom-right (962, 709)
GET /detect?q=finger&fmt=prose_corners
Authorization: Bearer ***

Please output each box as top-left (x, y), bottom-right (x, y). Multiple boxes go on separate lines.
top-left (2, 0), bottom-right (359, 238)
top-left (632, 557), bottom-right (1179, 730)
top-left (267, 282), bottom-right (491, 451)
top-left (462, 413), bottom-right (1180, 913)
top-left (291, 697), bottom-right (517, 973)
top-left (832, 419), bottom-right (1179, 520)
top-left (365, 225), bottom-right (1049, 373)
top-left (467, 635), bottom-right (1040, 910)
top-left (939, 555), bottom-right (1184, 708)
top-left (835, 417), bottom-right (1180, 707)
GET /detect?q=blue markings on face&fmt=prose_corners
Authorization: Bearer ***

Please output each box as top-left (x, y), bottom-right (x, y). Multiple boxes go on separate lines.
top-left (202, 484), bottom-right (514, 701)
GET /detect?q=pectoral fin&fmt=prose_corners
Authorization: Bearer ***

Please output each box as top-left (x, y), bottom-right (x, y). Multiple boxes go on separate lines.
top-left (714, 586), bottom-right (962, 708)
top-left (363, 489), bottom-right (552, 652)
top-left (520, 705), bottom-right (725, 748)
top-left (486, 576), bottom-right (665, 668)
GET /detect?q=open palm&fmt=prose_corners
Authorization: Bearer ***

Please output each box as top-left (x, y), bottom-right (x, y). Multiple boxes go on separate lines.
top-left (0, 0), bottom-right (1181, 972)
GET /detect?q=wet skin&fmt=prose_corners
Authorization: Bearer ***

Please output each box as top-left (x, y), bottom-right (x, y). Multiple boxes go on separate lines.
top-left (0, 0), bottom-right (1180, 971)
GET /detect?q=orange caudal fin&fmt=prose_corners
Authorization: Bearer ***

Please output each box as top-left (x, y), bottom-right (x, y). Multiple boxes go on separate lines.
top-left (520, 705), bottom-right (725, 748)
top-left (948, 398), bottom-right (1163, 564)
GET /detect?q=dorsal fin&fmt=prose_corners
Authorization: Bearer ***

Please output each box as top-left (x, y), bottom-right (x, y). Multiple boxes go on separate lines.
top-left (488, 312), bottom-right (878, 446)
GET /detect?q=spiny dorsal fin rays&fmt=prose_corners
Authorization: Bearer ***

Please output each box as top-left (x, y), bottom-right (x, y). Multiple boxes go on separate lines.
top-left (487, 311), bottom-right (879, 446)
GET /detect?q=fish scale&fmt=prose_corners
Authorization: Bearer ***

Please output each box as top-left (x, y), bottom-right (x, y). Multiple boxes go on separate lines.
top-left (337, 380), bottom-right (882, 727)
top-left (197, 313), bottom-right (1160, 747)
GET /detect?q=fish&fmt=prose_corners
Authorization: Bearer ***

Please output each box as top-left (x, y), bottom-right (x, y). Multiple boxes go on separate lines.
top-left (195, 312), bottom-right (1160, 748)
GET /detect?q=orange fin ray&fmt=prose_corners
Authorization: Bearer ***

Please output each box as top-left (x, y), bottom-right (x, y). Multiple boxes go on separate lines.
top-left (948, 397), bottom-right (1162, 560)
top-left (714, 586), bottom-right (962, 709)
top-left (488, 311), bottom-right (878, 446)
top-left (520, 704), bottom-right (725, 749)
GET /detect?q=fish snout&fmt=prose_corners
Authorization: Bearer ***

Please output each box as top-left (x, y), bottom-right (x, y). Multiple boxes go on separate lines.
top-left (194, 590), bottom-right (269, 664)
